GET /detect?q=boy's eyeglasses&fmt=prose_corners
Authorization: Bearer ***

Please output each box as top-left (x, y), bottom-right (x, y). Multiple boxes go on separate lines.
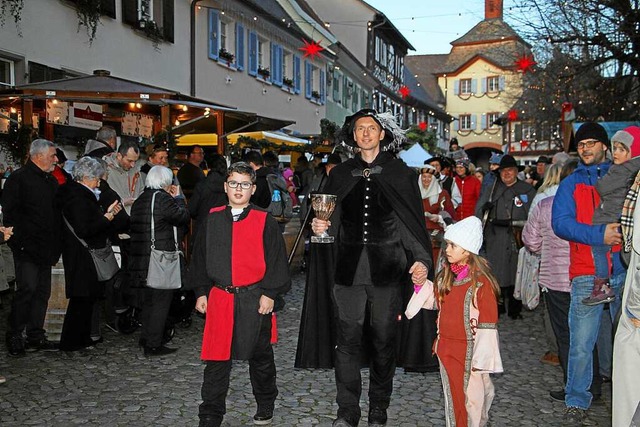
top-left (576, 140), bottom-right (599, 149)
top-left (226, 181), bottom-right (253, 190)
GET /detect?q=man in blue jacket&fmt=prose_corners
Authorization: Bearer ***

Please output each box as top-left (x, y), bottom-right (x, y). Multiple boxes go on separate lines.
top-left (552, 122), bottom-right (625, 425)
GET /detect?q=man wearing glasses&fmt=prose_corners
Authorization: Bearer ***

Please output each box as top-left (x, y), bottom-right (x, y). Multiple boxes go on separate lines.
top-left (552, 122), bottom-right (624, 425)
top-left (178, 145), bottom-right (206, 200)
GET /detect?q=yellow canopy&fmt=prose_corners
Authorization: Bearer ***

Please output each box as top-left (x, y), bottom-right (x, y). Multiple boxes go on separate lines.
top-left (227, 131), bottom-right (310, 147)
top-left (176, 133), bottom-right (218, 146)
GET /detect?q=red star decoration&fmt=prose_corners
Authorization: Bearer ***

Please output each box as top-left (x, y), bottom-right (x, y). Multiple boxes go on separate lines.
top-left (299, 39), bottom-right (324, 59)
top-left (521, 140), bottom-right (529, 149)
top-left (514, 54), bottom-right (536, 74)
top-left (507, 110), bottom-right (518, 121)
top-left (399, 85), bottom-right (411, 99)
top-left (418, 122), bottom-right (427, 131)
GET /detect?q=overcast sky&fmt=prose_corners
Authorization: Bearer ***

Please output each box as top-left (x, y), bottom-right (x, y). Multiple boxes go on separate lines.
top-left (363, 0), bottom-right (519, 55)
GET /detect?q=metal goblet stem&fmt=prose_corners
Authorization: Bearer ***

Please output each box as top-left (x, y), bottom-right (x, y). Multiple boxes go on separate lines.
top-left (311, 194), bottom-right (337, 243)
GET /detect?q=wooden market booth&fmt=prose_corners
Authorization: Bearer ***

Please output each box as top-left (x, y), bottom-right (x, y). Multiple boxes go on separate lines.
top-left (0, 69), bottom-right (295, 157)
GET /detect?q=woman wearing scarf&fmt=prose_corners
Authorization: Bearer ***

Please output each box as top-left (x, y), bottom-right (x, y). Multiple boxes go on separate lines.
top-left (419, 165), bottom-right (455, 268)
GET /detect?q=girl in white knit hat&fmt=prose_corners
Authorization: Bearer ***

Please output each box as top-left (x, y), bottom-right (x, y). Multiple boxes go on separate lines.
top-left (406, 216), bottom-right (502, 427)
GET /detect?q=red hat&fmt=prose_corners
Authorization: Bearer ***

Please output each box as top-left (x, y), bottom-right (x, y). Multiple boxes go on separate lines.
top-left (625, 126), bottom-right (640, 158)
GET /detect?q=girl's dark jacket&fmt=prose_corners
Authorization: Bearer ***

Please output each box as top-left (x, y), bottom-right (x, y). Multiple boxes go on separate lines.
top-left (128, 187), bottom-right (190, 288)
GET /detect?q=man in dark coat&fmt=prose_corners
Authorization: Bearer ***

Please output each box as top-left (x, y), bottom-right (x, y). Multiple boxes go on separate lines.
top-left (84, 125), bottom-right (117, 159)
top-left (177, 145), bottom-right (206, 200)
top-left (189, 154), bottom-right (229, 242)
top-left (244, 150), bottom-right (272, 209)
top-left (475, 154), bottom-right (536, 319)
top-left (4, 139), bottom-right (61, 356)
top-left (311, 109), bottom-right (433, 427)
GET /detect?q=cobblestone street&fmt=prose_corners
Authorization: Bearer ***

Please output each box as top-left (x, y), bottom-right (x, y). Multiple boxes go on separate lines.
top-left (0, 270), bottom-right (612, 426)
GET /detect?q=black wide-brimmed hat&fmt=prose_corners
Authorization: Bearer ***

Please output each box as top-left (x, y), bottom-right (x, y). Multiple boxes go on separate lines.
top-left (426, 155), bottom-right (453, 169)
top-left (536, 155), bottom-right (551, 164)
top-left (498, 154), bottom-right (524, 171)
top-left (339, 108), bottom-right (405, 150)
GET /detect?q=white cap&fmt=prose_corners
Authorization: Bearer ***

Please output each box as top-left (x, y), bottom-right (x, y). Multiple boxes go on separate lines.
top-left (443, 216), bottom-right (483, 255)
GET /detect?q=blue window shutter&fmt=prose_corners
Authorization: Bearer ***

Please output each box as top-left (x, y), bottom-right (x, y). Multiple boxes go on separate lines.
top-left (481, 78), bottom-right (487, 93)
top-left (270, 43), bottom-right (277, 82)
top-left (481, 114), bottom-right (487, 129)
top-left (208, 10), bottom-right (219, 60)
top-left (333, 71), bottom-right (340, 101)
top-left (274, 45), bottom-right (283, 86)
top-left (454, 118), bottom-right (459, 131)
top-left (248, 31), bottom-right (258, 76)
top-left (471, 79), bottom-right (477, 94)
top-left (293, 55), bottom-right (301, 94)
top-left (305, 61), bottom-right (312, 99)
top-left (499, 75), bottom-right (506, 91)
top-left (453, 80), bottom-right (459, 95)
top-left (235, 23), bottom-right (245, 70)
top-left (471, 115), bottom-right (477, 130)
top-left (320, 69), bottom-right (326, 104)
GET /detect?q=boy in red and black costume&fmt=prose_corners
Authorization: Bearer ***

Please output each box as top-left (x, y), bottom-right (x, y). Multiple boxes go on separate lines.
top-left (187, 162), bottom-right (291, 427)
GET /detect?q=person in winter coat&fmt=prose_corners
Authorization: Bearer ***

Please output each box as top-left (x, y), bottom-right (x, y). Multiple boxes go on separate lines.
top-left (552, 122), bottom-right (625, 425)
top-left (475, 155), bottom-right (536, 319)
top-left (189, 154), bottom-right (229, 241)
top-left (129, 166), bottom-right (190, 356)
top-left (58, 157), bottom-right (123, 351)
top-left (4, 139), bottom-right (61, 357)
top-left (522, 161), bottom-right (573, 401)
top-left (419, 164), bottom-right (455, 266)
top-left (84, 125), bottom-right (117, 159)
top-left (453, 157), bottom-right (481, 221)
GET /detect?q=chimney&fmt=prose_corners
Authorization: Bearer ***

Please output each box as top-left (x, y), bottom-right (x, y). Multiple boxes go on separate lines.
top-left (485, 0), bottom-right (503, 19)
top-left (93, 69), bottom-right (111, 76)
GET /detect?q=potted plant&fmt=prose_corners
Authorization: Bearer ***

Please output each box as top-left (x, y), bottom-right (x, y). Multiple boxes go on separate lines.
top-left (311, 90), bottom-right (321, 100)
top-left (257, 66), bottom-right (270, 79)
top-left (282, 77), bottom-right (294, 87)
top-left (218, 48), bottom-right (235, 64)
top-left (138, 19), bottom-right (164, 50)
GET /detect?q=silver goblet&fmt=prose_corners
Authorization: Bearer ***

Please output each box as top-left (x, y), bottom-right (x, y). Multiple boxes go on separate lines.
top-left (311, 194), bottom-right (337, 243)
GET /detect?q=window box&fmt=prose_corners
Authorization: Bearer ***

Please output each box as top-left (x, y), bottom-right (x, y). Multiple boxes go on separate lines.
top-left (218, 48), bottom-right (235, 63)
top-left (283, 77), bottom-right (294, 87)
top-left (257, 66), bottom-right (270, 79)
top-left (311, 90), bottom-right (321, 99)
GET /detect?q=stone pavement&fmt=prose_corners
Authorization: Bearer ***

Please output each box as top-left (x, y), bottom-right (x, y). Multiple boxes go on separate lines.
top-left (0, 271), bottom-right (612, 426)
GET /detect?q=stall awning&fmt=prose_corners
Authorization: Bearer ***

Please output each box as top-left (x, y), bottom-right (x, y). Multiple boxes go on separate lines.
top-left (227, 131), bottom-right (310, 146)
top-left (176, 133), bottom-right (218, 146)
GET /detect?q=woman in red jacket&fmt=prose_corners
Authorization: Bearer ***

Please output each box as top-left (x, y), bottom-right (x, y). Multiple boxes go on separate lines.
top-left (453, 158), bottom-right (481, 221)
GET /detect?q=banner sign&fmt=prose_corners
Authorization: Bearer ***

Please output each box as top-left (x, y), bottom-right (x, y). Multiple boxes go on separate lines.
top-left (46, 100), bottom-right (69, 125)
top-left (122, 111), bottom-right (154, 138)
top-left (69, 103), bottom-right (103, 130)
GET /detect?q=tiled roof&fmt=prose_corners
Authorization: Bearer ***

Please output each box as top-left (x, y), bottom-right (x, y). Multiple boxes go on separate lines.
top-left (405, 55), bottom-right (447, 105)
top-left (442, 41), bottom-right (531, 73)
top-left (451, 19), bottom-right (526, 46)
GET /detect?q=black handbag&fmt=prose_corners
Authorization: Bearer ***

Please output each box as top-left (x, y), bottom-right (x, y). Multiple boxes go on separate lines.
top-left (63, 216), bottom-right (119, 282)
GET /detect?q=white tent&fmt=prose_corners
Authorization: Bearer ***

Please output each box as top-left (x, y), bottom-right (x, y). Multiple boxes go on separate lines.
top-left (398, 144), bottom-right (432, 168)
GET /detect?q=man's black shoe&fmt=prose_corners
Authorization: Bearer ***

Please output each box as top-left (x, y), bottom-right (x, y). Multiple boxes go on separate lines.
top-left (143, 345), bottom-right (178, 356)
top-left (332, 418), bottom-right (355, 427)
top-left (253, 406), bottom-right (274, 425)
top-left (549, 390), bottom-right (565, 402)
top-left (368, 407), bottom-right (387, 426)
top-left (6, 334), bottom-right (25, 357)
top-left (25, 338), bottom-right (58, 352)
top-left (198, 415), bottom-right (222, 427)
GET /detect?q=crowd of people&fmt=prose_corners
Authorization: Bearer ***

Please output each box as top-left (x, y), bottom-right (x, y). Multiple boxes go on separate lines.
top-left (2, 113), bottom-right (639, 426)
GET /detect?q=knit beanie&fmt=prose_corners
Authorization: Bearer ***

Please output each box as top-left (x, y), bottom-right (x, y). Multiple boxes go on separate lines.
top-left (444, 216), bottom-right (483, 255)
top-left (574, 122), bottom-right (609, 147)
top-left (612, 126), bottom-right (640, 158)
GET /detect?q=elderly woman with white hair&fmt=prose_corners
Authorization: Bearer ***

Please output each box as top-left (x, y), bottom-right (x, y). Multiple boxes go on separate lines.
top-left (129, 165), bottom-right (189, 356)
top-left (58, 156), bottom-right (123, 352)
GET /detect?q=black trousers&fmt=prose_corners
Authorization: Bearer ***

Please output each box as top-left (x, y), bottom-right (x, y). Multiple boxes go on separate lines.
top-left (140, 287), bottom-right (174, 348)
top-left (546, 289), bottom-right (571, 381)
top-left (332, 284), bottom-right (402, 423)
top-left (60, 296), bottom-right (96, 351)
top-left (199, 312), bottom-right (277, 421)
top-left (8, 258), bottom-right (51, 341)
top-left (499, 285), bottom-right (522, 317)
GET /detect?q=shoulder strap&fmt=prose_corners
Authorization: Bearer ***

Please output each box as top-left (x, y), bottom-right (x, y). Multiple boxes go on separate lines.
top-left (63, 215), bottom-right (90, 250)
top-left (150, 191), bottom-right (178, 251)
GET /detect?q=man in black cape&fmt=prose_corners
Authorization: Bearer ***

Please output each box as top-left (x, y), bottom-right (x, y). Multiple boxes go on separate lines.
top-left (309, 109), bottom-right (436, 427)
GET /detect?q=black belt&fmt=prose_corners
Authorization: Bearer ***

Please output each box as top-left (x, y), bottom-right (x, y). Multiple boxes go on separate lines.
top-left (213, 283), bottom-right (260, 294)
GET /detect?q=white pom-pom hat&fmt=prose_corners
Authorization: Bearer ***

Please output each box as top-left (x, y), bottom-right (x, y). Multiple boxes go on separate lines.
top-left (443, 216), bottom-right (483, 255)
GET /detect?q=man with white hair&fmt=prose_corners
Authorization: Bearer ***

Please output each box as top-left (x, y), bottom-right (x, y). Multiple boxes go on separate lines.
top-left (4, 139), bottom-right (61, 357)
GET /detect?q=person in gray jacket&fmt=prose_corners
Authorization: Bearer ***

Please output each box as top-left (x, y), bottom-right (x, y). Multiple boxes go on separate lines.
top-left (586, 125), bottom-right (640, 305)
